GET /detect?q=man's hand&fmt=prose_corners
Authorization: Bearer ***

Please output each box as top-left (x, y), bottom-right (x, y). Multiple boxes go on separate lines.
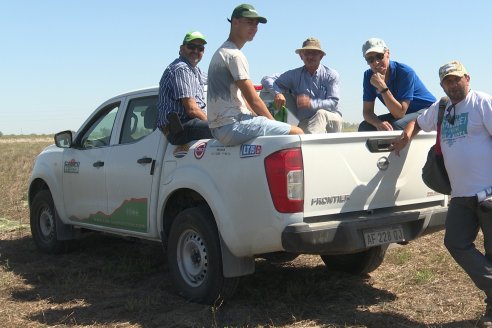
top-left (297, 94), bottom-right (311, 109)
top-left (370, 72), bottom-right (386, 91)
top-left (377, 121), bottom-right (394, 131)
top-left (390, 132), bottom-right (410, 156)
top-left (273, 93), bottom-right (286, 111)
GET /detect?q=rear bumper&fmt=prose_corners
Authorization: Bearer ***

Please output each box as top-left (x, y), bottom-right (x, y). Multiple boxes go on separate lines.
top-left (282, 205), bottom-right (447, 254)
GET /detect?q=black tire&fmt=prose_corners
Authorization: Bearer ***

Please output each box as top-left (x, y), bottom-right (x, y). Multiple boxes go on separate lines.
top-left (320, 245), bottom-right (388, 275)
top-left (30, 190), bottom-right (68, 254)
top-left (167, 206), bottom-right (239, 304)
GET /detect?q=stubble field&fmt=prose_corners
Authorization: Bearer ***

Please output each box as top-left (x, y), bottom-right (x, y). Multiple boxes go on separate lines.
top-left (0, 135), bottom-right (487, 327)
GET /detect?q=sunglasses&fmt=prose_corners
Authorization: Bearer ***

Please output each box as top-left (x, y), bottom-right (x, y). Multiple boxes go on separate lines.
top-left (365, 53), bottom-right (385, 64)
top-left (185, 43), bottom-right (205, 52)
top-left (445, 104), bottom-right (456, 125)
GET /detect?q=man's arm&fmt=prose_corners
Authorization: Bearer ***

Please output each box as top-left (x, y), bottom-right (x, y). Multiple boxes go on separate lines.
top-left (370, 72), bottom-right (410, 119)
top-left (181, 98), bottom-right (207, 121)
top-left (261, 74), bottom-right (287, 111)
top-left (236, 79), bottom-right (274, 119)
top-left (390, 119), bottom-right (422, 156)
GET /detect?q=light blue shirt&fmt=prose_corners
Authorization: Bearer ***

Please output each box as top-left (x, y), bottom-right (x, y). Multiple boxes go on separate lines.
top-left (261, 65), bottom-right (341, 120)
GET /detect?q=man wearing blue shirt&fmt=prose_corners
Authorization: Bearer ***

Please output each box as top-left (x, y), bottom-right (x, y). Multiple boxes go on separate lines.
top-left (261, 37), bottom-right (342, 133)
top-left (358, 38), bottom-right (436, 131)
top-left (157, 31), bottom-right (213, 145)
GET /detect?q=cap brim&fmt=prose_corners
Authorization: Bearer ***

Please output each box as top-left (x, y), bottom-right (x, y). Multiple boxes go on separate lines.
top-left (364, 46), bottom-right (385, 56)
top-left (185, 37), bottom-right (207, 44)
top-left (440, 72), bottom-right (465, 82)
top-left (238, 13), bottom-right (267, 23)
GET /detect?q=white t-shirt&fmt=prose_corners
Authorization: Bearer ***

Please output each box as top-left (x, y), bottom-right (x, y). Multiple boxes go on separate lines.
top-left (207, 40), bottom-right (252, 129)
top-left (417, 90), bottom-right (492, 197)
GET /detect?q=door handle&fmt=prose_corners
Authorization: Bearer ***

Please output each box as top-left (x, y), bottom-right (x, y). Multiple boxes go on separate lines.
top-left (137, 157), bottom-right (153, 164)
top-left (366, 138), bottom-right (393, 153)
top-left (93, 161), bottom-right (104, 167)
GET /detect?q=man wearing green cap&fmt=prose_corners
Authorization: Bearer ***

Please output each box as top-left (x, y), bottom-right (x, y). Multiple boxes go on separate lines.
top-left (207, 4), bottom-right (303, 146)
top-left (157, 31), bottom-right (212, 145)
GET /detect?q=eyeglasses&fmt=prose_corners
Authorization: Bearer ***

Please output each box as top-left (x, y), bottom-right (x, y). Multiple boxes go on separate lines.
top-left (185, 43), bottom-right (205, 52)
top-left (445, 104), bottom-right (456, 125)
top-left (365, 53), bottom-right (385, 64)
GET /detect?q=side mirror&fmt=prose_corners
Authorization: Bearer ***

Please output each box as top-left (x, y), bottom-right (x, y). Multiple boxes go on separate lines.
top-left (54, 130), bottom-right (74, 148)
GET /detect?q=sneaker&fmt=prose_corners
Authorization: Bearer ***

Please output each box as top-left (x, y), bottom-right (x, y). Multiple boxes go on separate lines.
top-left (167, 112), bottom-right (184, 135)
top-left (480, 305), bottom-right (492, 327)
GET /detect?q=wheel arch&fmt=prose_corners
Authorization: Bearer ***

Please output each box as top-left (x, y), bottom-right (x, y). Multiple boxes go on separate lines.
top-left (160, 188), bottom-right (255, 278)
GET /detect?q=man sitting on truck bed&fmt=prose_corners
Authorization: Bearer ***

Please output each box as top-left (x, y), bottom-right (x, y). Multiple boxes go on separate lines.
top-left (206, 4), bottom-right (303, 146)
top-left (157, 31), bottom-right (213, 145)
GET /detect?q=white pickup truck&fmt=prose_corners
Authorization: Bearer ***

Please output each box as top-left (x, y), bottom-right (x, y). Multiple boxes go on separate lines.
top-left (28, 87), bottom-right (447, 304)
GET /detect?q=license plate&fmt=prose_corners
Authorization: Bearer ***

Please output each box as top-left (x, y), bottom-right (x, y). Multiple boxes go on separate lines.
top-left (363, 226), bottom-right (405, 247)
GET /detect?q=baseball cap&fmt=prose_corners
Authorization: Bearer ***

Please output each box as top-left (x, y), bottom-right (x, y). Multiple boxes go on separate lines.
top-left (228, 4), bottom-right (267, 24)
top-left (362, 38), bottom-right (388, 57)
top-left (439, 60), bottom-right (468, 82)
top-left (183, 31), bottom-right (207, 44)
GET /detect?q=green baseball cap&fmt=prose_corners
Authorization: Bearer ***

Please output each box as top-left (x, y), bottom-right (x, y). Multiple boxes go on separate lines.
top-left (229, 4), bottom-right (267, 24)
top-left (183, 31), bottom-right (207, 44)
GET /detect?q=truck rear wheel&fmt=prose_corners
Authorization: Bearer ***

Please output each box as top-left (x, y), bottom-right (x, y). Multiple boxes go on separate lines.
top-left (320, 245), bottom-right (388, 275)
top-left (167, 206), bottom-right (239, 304)
top-left (30, 190), bottom-right (68, 254)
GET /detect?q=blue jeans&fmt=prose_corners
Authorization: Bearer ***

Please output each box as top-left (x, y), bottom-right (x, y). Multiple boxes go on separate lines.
top-left (357, 109), bottom-right (425, 131)
top-left (166, 118), bottom-right (212, 145)
top-left (211, 114), bottom-right (291, 146)
top-left (444, 196), bottom-right (492, 304)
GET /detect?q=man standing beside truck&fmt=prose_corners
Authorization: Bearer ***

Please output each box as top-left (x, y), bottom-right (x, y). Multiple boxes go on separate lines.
top-left (391, 61), bottom-right (492, 328)
top-left (207, 4), bottom-right (303, 146)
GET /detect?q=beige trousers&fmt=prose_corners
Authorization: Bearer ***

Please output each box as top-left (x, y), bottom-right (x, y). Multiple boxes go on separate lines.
top-left (298, 110), bottom-right (343, 134)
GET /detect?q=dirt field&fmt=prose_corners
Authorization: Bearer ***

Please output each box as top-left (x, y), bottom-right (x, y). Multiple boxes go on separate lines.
top-left (0, 136), bottom-right (487, 327)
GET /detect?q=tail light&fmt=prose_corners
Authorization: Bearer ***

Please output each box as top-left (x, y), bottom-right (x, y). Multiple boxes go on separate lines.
top-left (264, 148), bottom-right (304, 213)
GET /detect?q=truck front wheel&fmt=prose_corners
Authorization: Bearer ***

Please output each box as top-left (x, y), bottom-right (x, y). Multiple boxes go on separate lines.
top-left (320, 245), bottom-right (388, 275)
top-left (30, 190), bottom-right (68, 254)
top-left (167, 206), bottom-right (239, 304)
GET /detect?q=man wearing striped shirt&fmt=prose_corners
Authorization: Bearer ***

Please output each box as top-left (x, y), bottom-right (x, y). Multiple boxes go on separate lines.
top-left (157, 31), bottom-right (213, 145)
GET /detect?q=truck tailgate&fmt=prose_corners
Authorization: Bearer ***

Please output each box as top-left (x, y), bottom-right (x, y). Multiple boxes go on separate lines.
top-left (301, 131), bottom-right (443, 218)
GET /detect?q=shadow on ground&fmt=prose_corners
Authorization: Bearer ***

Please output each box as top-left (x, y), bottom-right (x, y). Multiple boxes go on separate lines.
top-left (0, 232), bottom-right (478, 327)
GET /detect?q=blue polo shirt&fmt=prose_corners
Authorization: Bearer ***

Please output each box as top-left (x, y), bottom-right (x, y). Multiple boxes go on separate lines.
top-left (363, 60), bottom-right (436, 114)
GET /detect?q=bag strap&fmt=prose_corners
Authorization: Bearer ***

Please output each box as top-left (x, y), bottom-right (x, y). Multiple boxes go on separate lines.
top-left (435, 96), bottom-right (449, 154)
top-left (437, 96), bottom-right (448, 127)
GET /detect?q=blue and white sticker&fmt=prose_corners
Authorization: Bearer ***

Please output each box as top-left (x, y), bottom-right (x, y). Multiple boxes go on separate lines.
top-left (240, 144), bottom-right (262, 158)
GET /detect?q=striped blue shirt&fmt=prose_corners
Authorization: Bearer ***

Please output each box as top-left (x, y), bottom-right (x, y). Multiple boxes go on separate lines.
top-left (157, 56), bottom-right (207, 128)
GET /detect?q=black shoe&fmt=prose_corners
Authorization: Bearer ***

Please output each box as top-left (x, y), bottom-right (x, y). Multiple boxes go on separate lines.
top-left (480, 305), bottom-right (492, 327)
top-left (167, 112), bottom-right (184, 135)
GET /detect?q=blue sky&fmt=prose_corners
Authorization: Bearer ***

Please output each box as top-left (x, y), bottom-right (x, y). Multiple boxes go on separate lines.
top-left (1, 0), bottom-right (491, 135)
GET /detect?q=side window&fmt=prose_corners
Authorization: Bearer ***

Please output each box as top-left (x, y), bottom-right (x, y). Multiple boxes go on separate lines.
top-left (80, 103), bottom-right (120, 149)
top-left (120, 96), bottom-right (158, 144)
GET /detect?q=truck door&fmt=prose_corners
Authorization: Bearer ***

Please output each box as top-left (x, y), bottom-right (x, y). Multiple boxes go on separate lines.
top-left (62, 101), bottom-right (120, 222)
top-left (105, 95), bottom-right (161, 234)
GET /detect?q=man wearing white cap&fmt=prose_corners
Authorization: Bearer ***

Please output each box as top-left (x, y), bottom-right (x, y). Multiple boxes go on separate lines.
top-left (391, 61), bottom-right (492, 327)
top-left (261, 37), bottom-right (342, 134)
top-left (358, 37), bottom-right (436, 131)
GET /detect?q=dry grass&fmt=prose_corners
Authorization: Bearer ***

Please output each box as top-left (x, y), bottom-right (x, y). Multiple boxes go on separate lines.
top-left (0, 135), bottom-right (487, 327)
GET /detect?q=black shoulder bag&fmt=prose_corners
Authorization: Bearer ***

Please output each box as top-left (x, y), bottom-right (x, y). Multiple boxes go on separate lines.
top-left (421, 97), bottom-right (451, 195)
